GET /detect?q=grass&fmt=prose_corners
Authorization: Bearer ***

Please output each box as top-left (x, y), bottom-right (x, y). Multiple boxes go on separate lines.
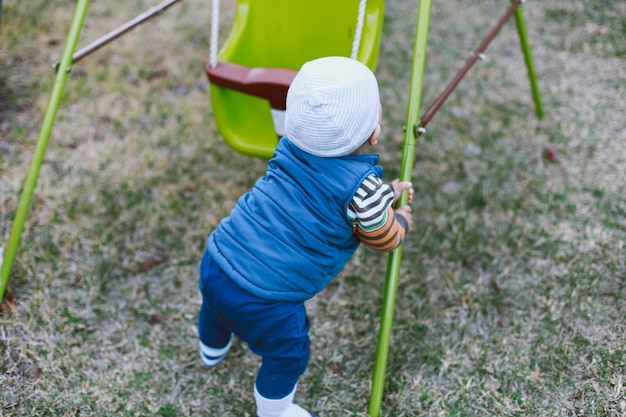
top-left (1, 0), bottom-right (625, 416)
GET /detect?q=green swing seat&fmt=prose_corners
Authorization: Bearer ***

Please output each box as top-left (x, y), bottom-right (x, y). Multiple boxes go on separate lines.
top-left (206, 0), bottom-right (385, 158)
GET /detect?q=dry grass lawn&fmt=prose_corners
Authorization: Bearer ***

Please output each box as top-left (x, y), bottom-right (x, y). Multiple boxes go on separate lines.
top-left (1, 0), bottom-right (624, 416)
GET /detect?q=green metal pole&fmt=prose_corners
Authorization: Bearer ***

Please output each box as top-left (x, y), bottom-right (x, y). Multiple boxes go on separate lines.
top-left (513, 1), bottom-right (544, 119)
top-left (0, 0), bottom-right (91, 302)
top-left (368, 0), bottom-right (431, 415)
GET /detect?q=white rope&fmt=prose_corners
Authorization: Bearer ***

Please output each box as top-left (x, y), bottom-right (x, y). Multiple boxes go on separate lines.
top-left (350, 0), bottom-right (367, 60)
top-left (209, 0), bottom-right (220, 69)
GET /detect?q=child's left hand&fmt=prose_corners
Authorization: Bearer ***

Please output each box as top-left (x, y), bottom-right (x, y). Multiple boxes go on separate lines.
top-left (390, 179), bottom-right (414, 205)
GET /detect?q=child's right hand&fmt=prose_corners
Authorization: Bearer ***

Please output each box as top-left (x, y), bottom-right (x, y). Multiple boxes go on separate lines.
top-left (395, 205), bottom-right (414, 232)
top-left (390, 179), bottom-right (414, 204)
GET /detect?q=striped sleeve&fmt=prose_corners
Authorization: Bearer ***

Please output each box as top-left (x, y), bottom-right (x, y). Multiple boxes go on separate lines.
top-left (348, 175), bottom-right (407, 252)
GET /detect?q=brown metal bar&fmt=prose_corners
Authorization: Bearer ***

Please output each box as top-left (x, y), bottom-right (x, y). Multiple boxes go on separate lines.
top-left (416, 0), bottom-right (521, 134)
top-left (54, 0), bottom-right (182, 68)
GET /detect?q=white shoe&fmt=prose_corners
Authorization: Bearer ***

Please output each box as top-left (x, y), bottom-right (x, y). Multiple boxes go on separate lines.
top-left (283, 403), bottom-right (312, 417)
top-left (254, 384), bottom-right (314, 417)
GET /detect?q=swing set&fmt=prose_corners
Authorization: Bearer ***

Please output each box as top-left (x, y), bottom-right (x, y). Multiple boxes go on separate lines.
top-left (0, 1), bottom-right (544, 415)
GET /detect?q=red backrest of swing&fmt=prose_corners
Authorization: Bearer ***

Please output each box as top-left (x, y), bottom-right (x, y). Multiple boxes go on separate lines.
top-left (205, 62), bottom-right (297, 110)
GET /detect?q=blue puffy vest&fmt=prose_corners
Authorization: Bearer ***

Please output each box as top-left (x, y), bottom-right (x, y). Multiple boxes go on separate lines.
top-left (207, 139), bottom-right (383, 301)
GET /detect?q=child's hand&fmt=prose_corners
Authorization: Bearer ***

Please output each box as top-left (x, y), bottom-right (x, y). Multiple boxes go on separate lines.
top-left (390, 179), bottom-right (414, 205)
top-left (395, 205), bottom-right (414, 232)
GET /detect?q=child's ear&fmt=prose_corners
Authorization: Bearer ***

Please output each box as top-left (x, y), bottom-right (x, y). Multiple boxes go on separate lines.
top-left (368, 124), bottom-right (381, 145)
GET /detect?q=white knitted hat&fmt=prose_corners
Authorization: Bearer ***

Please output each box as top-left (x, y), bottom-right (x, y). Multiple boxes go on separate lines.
top-left (285, 56), bottom-right (381, 157)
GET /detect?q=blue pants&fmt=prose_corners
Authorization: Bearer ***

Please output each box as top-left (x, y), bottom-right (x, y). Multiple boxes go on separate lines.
top-left (198, 250), bottom-right (311, 399)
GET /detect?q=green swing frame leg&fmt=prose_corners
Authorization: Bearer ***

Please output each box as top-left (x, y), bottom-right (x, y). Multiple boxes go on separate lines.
top-left (368, 1), bottom-right (544, 415)
top-left (0, 0), bottom-right (91, 303)
top-left (513, 1), bottom-right (544, 119)
top-left (367, 0), bottom-right (432, 416)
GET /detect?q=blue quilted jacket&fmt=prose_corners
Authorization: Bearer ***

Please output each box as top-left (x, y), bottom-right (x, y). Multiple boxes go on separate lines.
top-left (207, 138), bottom-right (383, 301)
